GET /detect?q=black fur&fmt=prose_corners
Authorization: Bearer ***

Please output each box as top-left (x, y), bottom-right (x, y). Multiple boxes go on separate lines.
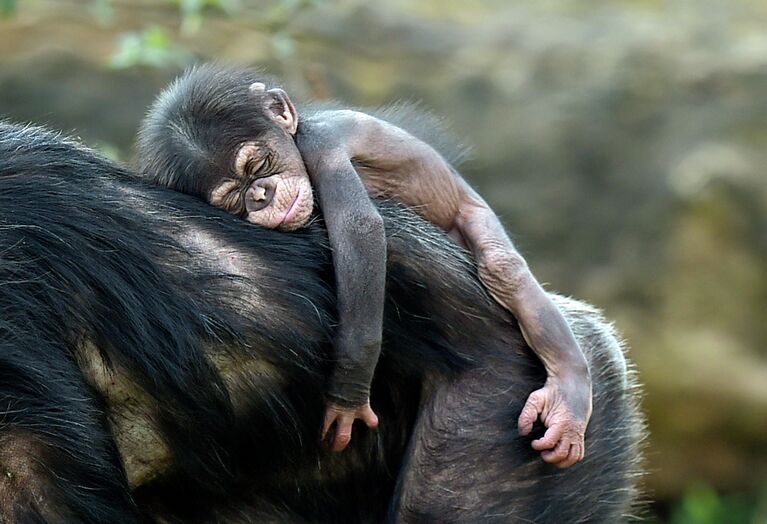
top-left (136, 66), bottom-right (279, 198)
top-left (0, 121), bottom-right (644, 522)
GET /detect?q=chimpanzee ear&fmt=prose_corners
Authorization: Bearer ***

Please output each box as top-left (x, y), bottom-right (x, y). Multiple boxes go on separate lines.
top-left (250, 82), bottom-right (298, 135)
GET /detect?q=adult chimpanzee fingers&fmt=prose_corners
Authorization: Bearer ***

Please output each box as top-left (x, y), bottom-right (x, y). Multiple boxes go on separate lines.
top-left (321, 410), bottom-right (337, 440)
top-left (359, 406), bottom-right (379, 429)
top-left (541, 440), bottom-right (571, 464)
top-left (331, 417), bottom-right (354, 453)
top-left (518, 390), bottom-right (545, 436)
top-left (531, 423), bottom-right (564, 451)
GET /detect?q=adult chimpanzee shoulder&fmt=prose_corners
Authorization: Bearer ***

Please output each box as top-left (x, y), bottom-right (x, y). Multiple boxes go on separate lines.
top-left (137, 65), bottom-right (592, 464)
top-left (0, 120), bottom-right (643, 523)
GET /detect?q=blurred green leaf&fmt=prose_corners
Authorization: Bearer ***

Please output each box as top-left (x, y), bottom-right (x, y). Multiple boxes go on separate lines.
top-left (110, 26), bottom-right (193, 69)
top-left (144, 26), bottom-right (171, 49)
top-left (668, 484), bottom-right (755, 524)
top-left (92, 142), bottom-right (122, 162)
top-left (271, 30), bottom-right (295, 58)
top-left (177, 0), bottom-right (232, 35)
top-left (179, 0), bottom-right (203, 14)
top-left (105, 0), bottom-right (324, 68)
top-left (217, 0), bottom-right (242, 14)
top-left (1, 0), bottom-right (16, 17)
top-left (180, 11), bottom-right (203, 35)
top-left (88, 0), bottom-right (114, 25)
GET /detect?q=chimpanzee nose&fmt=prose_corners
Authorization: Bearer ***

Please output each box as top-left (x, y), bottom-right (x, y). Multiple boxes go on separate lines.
top-left (245, 178), bottom-right (276, 213)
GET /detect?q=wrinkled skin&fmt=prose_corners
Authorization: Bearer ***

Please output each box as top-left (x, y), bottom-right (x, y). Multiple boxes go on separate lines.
top-left (204, 84), bottom-right (381, 451)
top-left (156, 73), bottom-right (591, 467)
top-left (293, 109), bottom-right (592, 467)
top-left (207, 138), bottom-right (314, 231)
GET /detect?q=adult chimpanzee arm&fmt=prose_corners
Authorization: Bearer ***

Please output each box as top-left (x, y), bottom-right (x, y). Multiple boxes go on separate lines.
top-left (296, 120), bottom-right (386, 451)
top-left (303, 110), bottom-right (592, 468)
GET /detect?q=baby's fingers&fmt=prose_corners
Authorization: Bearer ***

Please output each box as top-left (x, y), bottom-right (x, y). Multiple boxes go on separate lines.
top-left (541, 440), bottom-right (571, 464)
top-left (518, 390), bottom-right (545, 436)
top-left (532, 423), bottom-right (564, 451)
top-left (554, 442), bottom-right (584, 469)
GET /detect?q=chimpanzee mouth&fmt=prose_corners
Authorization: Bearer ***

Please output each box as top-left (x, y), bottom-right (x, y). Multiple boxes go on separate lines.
top-left (277, 190), bottom-right (302, 228)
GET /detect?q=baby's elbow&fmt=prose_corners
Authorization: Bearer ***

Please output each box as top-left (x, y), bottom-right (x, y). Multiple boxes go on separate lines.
top-left (478, 250), bottom-right (532, 299)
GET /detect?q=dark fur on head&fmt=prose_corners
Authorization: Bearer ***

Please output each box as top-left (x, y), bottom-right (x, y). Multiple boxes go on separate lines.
top-left (137, 64), bottom-right (279, 198)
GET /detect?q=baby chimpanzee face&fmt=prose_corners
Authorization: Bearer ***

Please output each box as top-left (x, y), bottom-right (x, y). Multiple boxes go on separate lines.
top-left (207, 83), bottom-right (314, 232)
top-left (209, 135), bottom-right (314, 231)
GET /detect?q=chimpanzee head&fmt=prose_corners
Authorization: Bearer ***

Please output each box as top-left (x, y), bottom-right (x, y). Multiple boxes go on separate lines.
top-left (137, 64), bottom-right (314, 231)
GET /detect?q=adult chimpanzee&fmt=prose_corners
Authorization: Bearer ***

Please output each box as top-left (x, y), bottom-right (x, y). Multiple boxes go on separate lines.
top-left (0, 120), bottom-right (643, 523)
top-left (136, 65), bottom-right (591, 465)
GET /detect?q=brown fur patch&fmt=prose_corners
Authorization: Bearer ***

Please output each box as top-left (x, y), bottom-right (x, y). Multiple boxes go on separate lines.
top-left (74, 341), bottom-right (171, 488)
top-left (74, 341), bottom-right (285, 489)
top-left (0, 432), bottom-right (70, 522)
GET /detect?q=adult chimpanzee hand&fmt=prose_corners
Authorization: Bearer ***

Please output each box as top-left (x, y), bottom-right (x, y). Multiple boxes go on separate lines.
top-left (322, 402), bottom-right (379, 452)
top-left (518, 376), bottom-right (592, 468)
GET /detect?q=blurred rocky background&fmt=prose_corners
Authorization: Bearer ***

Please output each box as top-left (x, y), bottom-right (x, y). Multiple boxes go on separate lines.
top-left (1, 0), bottom-right (765, 521)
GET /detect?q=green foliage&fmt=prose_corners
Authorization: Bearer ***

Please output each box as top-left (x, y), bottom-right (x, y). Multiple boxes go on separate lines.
top-left (92, 141), bottom-right (123, 162)
top-left (110, 26), bottom-right (192, 69)
top-left (174, 0), bottom-right (238, 35)
top-left (0, 0), bottom-right (317, 65)
top-left (665, 484), bottom-right (760, 524)
top-left (1, 0), bottom-right (16, 17)
top-left (271, 30), bottom-right (295, 59)
top-left (263, 0), bottom-right (323, 58)
top-left (102, 0), bottom-right (322, 66)
top-left (88, 0), bottom-right (115, 26)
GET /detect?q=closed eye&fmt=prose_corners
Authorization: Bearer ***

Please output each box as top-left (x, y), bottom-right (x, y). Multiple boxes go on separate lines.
top-left (209, 179), bottom-right (246, 216)
top-left (249, 153), bottom-right (274, 178)
top-left (245, 156), bottom-right (266, 177)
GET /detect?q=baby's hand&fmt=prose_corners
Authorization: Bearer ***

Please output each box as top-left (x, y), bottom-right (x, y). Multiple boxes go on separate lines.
top-left (322, 401), bottom-right (379, 452)
top-left (518, 376), bottom-right (591, 468)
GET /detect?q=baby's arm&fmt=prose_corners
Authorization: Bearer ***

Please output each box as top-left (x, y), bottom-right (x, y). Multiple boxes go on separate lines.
top-left (302, 109), bottom-right (592, 468)
top-left (295, 120), bottom-right (385, 452)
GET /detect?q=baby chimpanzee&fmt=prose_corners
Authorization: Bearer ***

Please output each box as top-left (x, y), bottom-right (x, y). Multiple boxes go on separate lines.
top-left (137, 65), bottom-right (592, 468)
